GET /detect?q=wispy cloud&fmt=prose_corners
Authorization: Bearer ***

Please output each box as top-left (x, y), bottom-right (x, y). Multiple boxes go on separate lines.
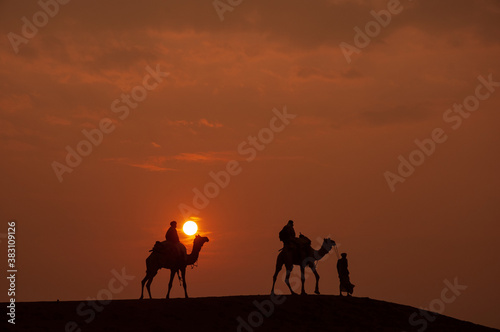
top-left (171, 151), bottom-right (304, 163)
top-left (127, 163), bottom-right (175, 172)
top-left (164, 118), bottom-right (223, 128)
top-left (104, 156), bottom-right (176, 172)
top-left (198, 118), bottom-right (223, 128)
top-left (172, 151), bottom-right (234, 163)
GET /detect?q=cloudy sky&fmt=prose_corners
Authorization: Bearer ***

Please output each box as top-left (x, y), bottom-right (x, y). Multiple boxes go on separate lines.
top-left (1, 0), bottom-right (499, 329)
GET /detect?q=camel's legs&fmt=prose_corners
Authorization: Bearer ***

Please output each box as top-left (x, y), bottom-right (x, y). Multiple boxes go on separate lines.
top-left (271, 260), bottom-right (283, 295)
top-left (166, 270), bottom-right (176, 299)
top-left (140, 274), bottom-right (148, 299)
top-left (141, 269), bottom-right (157, 299)
top-left (181, 267), bottom-right (188, 298)
top-left (146, 277), bottom-right (154, 299)
top-left (300, 265), bottom-right (307, 295)
top-left (310, 264), bottom-right (320, 295)
top-left (285, 267), bottom-right (297, 295)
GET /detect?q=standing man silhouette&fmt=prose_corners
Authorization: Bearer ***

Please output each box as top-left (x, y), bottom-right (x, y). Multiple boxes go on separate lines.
top-left (337, 252), bottom-right (355, 296)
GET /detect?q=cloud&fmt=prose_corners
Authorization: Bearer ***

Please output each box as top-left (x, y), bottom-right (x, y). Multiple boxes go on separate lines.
top-left (172, 151), bottom-right (235, 163)
top-left (127, 163), bottom-right (175, 172)
top-left (164, 118), bottom-right (223, 128)
top-left (1, 1), bottom-right (499, 62)
top-left (198, 118), bottom-right (223, 128)
top-left (1, 0), bottom-right (498, 165)
top-left (104, 156), bottom-right (176, 172)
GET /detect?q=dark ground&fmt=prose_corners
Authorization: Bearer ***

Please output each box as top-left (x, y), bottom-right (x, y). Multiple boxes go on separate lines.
top-left (3, 295), bottom-right (499, 332)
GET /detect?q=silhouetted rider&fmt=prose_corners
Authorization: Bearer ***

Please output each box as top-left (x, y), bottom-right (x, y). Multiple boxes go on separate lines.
top-left (165, 221), bottom-right (180, 243)
top-left (279, 220), bottom-right (296, 246)
top-left (165, 220), bottom-right (186, 262)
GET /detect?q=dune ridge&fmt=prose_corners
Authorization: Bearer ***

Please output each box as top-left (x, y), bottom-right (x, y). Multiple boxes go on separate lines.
top-left (3, 295), bottom-right (499, 332)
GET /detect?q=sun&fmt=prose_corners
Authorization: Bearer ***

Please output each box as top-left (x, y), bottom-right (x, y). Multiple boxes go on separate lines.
top-left (183, 220), bottom-right (198, 236)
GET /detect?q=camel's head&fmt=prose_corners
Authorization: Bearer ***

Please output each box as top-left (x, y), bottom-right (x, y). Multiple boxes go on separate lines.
top-left (322, 238), bottom-right (336, 251)
top-left (194, 234), bottom-right (209, 247)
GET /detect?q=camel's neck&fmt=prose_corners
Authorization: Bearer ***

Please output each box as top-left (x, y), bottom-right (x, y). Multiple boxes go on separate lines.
top-left (313, 245), bottom-right (330, 261)
top-left (186, 242), bottom-right (203, 265)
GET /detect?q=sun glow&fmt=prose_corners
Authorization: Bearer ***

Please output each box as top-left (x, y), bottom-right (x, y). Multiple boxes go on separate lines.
top-left (183, 220), bottom-right (198, 236)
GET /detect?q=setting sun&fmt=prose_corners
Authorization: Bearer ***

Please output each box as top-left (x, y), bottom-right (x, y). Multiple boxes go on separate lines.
top-left (183, 220), bottom-right (198, 236)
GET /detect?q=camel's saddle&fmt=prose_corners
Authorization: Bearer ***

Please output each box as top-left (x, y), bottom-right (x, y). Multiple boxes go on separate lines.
top-left (288, 234), bottom-right (312, 248)
top-left (282, 234), bottom-right (312, 253)
top-left (151, 241), bottom-right (187, 265)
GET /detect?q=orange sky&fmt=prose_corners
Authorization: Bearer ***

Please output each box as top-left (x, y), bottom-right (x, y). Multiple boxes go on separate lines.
top-left (1, 0), bottom-right (499, 329)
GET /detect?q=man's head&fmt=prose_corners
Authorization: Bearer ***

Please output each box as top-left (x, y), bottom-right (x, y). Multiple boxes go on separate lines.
top-left (170, 221), bottom-right (177, 228)
top-left (288, 220), bottom-right (294, 226)
top-left (341, 253), bottom-right (347, 258)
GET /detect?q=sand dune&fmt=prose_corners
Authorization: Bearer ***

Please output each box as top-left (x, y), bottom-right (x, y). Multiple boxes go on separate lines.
top-left (4, 295), bottom-right (499, 332)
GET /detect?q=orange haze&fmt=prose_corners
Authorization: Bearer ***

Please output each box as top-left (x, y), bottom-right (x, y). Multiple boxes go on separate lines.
top-left (1, 0), bottom-right (499, 329)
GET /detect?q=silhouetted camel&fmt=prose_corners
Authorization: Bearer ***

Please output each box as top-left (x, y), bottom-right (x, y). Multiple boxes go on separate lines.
top-left (140, 235), bottom-right (209, 299)
top-left (271, 238), bottom-right (335, 296)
